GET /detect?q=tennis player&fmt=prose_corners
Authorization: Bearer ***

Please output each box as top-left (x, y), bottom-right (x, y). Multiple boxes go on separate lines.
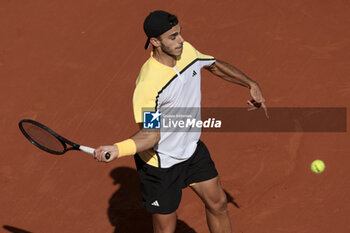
top-left (94, 10), bottom-right (267, 233)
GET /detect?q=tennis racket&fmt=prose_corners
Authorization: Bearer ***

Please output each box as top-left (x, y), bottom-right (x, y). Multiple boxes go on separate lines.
top-left (18, 119), bottom-right (110, 160)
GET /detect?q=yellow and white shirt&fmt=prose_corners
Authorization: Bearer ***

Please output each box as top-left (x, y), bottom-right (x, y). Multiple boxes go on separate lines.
top-left (133, 41), bottom-right (215, 168)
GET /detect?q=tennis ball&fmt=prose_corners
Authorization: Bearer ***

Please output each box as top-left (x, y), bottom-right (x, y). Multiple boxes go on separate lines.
top-left (311, 160), bottom-right (325, 174)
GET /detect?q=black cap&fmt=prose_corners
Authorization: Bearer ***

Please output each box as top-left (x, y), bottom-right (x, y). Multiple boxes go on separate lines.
top-left (143, 10), bottom-right (179, 49)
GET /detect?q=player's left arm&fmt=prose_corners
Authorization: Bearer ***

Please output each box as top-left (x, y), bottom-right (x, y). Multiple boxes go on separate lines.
top-left (205, 59), bottom-right (268, 117)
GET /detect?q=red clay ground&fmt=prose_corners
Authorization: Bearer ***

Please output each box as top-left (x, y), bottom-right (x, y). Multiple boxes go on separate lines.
top-left (1, 0), bottom-right (350, 232)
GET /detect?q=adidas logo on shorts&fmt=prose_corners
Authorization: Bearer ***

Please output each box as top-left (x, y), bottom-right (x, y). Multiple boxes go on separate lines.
top-left (151, 200), bottom-right (160, 207)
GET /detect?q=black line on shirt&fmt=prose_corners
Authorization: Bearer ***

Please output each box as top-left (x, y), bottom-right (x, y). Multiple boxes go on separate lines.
top-left (155, 73), bottom-right (177, 110)
top-left (180, 58), bottom-right (215, 75)
top-left (155, 150), bottom-right (161, 168)
top-left (153, 58), bottom-right (215, 168)
top-left (154, 58), bottom-right (216, 109)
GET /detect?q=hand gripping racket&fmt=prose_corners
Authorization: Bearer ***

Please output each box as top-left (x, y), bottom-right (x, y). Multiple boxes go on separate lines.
top-left (19, 119), bottom-right (110, 160)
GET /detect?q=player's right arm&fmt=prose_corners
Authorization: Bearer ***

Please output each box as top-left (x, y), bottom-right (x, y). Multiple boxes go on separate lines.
top-left (131, 123), bottom-right (160, 153)
top-left (94, 125), bottom-right (160, 162)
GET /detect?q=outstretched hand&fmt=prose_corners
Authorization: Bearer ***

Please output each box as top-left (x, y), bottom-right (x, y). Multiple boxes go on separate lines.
top-left (248, 84), bottom-right (269, 119)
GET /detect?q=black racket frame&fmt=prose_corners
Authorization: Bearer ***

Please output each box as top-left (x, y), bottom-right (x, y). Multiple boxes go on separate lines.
top-left (18, 119), bottom-right (80, 155)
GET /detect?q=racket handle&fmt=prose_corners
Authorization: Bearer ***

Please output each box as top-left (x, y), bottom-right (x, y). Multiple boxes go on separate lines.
top-left (80, 146), bottom-right (110, 160)
top-left (79, 145), bottom-right (95, 155)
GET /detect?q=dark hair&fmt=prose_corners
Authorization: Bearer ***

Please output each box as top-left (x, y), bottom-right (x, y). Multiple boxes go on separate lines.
top-left (168, 14), bottom-right (178, 26)
top-left (157, 14), bottom-right (178, 41)
top-left (143, 11), bottom-right (179, 48)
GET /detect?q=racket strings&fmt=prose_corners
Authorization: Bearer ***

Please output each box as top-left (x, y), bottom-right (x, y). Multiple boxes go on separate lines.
top-left (21, 123), bottom-right (65, 153)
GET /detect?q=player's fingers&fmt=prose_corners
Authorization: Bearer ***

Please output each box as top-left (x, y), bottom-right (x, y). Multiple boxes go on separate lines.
top-left (101, 151), bottom-right (110, 162)
top-left (261, 103), bottom-right (269, 119)
top-left (102, 153), bottom-right (111, 163)
top-left (94, 145), bottom-right (117, 163)
top-left (247, 99), bottom-right (262, 108)
top-left (94, 147), bottom-right (105, 162)
top-left (261, 102), bottom-right (267, 109)
top-left (247, 100), bottom-right (255, 106)
top-left (247, 106), bottom-right (258, 111)
top-left (93, 148), bottom-right (99, 159)
top-left (100, 150), bottom-right (110, 162)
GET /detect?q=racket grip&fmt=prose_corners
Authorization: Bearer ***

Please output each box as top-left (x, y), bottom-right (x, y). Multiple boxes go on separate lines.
top-left (79, 145), bottom-right (95, 155)
top-left (105, 152), bottom-right (111, 160)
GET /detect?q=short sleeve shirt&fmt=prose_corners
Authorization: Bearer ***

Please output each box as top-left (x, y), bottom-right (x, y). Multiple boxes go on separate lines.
top-left (133, 41), bottom-right (215, 168)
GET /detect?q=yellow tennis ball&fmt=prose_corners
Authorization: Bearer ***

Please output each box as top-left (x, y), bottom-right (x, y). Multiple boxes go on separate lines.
top-left (311, 160), bottom-right (325, 174)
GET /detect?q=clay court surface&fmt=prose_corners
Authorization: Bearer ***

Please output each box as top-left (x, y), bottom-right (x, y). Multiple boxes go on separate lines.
top-left (1, 0), bottom-right (350, 232)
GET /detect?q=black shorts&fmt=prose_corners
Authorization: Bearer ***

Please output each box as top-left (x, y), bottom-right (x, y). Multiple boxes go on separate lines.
top-left (134, 140), bottom-right (218, 214)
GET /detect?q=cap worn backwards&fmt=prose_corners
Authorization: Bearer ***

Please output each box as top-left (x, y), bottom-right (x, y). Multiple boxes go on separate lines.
top-left (143, 10), bottom-right (179, 50)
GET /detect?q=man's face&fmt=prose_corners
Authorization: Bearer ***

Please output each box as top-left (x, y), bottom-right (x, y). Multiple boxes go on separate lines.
top-left (158, 24), bottom-right (184, 57)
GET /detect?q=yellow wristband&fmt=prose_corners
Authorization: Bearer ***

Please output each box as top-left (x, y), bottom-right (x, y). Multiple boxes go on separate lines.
top-left (114, 139), bottom-right (137, 158)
